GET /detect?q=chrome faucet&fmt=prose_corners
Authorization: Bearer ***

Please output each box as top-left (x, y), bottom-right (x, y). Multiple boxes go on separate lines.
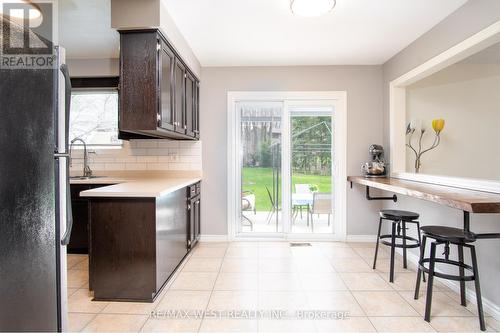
top-left (69, 137), bottom-right (93, 177)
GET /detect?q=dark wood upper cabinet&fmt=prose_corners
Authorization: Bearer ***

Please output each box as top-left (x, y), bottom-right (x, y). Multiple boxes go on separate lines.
top-left (173, 59), bottom-right (186, 135)
top-left (194, 82), bottom-right (200, 139)
top-left (119, 29), bottom-right (200, 140)
top-left (185, 71), bottom-right (195, 137)
top-left (159, 40), bottom-right (175, 131)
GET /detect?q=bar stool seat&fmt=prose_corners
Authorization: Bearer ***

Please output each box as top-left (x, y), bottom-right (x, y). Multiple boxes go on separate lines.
top-left (374, 209), bottom-right (422, 283)
top-left (420, 226), bottom-right (476, 243)
top-left (380, 210), bottom-right (419, 221)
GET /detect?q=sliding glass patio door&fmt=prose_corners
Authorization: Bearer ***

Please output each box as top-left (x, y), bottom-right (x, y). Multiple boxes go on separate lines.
top-left (233, 95), bottom-right (342, 239)
top-left (238, 101), bottom-right (283, 234)
top-left (288, 105), bottom-right (334, 234)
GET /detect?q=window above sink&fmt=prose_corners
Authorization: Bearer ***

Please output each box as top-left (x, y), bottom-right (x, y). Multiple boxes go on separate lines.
top-left (70, 77), bottom-right (122, 149)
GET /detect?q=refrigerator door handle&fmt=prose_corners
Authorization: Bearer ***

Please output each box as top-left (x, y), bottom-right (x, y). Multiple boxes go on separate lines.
top-left (59, 63), bottom-right (71, 151)
top-left (59, 63), bottom-right (73, 246)
top-left (60, 166), bottom-right (73, 246)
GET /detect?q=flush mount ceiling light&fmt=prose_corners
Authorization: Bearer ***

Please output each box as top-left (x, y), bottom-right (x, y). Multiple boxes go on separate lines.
top-left (290, 0), bottom-right (336, 17)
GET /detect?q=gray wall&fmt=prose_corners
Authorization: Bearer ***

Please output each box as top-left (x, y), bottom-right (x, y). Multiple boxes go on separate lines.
top-left (200, 66), bottom-right (384, 236)
top-left (382, 0), bottom-right (500, 310)
top-left (67, 58), bottom-right (119, 77)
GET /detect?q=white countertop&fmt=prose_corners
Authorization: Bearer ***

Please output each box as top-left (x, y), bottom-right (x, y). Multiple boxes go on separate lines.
top-left (79, 177), bottom-right (201, 198)
top-left (69, 176), bottom-right (128, 185)
top-left (71, 171), bottom-right (202, 198)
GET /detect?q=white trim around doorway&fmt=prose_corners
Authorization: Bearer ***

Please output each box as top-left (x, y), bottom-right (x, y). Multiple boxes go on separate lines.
top-left (227, 91), bottom-right (347, 241)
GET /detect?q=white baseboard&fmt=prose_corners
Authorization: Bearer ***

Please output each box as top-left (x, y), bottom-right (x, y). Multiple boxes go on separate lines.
top-left (395, 248), bottom-right (500, 322)
top-left (202, 234), bottom-right (375, 243)
top-left (346, 235), bottom-right (378, 243)
top-left (199, 234), bottom-right (228, 242)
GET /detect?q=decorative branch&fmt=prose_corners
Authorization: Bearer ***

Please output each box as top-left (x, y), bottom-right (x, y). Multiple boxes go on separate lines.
top-left (405, 119), bottom-right (445, 173)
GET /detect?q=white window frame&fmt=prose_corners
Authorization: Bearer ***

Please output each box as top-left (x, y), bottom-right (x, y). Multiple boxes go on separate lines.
top-left (390, 20), bottom-right (500, 194)
top-left (227, 91), bottom-right (347, 241)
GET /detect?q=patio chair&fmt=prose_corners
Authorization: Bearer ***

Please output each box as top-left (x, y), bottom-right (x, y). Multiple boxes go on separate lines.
top-left (241, 191), bottom-right (256, 230)
top-left (265, 186), bottom-right (279, 225)
top-left (309, 192), bottom-right (332, 232)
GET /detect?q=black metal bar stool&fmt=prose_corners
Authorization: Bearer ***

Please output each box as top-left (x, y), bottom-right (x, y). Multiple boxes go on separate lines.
top-left (373, 209), bottom-right (422, 282)
top-left (414, 226), bottom-right (486, 331)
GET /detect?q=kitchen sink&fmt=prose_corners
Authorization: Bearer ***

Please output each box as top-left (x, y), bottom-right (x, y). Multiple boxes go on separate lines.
top-left (70, 175), bottom-right (107, 180)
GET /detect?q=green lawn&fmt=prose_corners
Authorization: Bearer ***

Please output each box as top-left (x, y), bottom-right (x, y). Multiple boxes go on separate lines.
top-left (242, 167), bottom-right (332, 211)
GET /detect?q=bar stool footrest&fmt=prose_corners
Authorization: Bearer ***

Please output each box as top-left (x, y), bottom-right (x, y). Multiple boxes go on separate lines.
top-left (380, 234), bottom-right (420, 249)
top-left (418, 258), bottom-right (475, 281)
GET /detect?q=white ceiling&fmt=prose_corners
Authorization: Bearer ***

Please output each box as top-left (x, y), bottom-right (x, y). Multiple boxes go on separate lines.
top-left (58, 0), bottom-right (119, 59)
top-left (162, 0), bottom-right (467, 66)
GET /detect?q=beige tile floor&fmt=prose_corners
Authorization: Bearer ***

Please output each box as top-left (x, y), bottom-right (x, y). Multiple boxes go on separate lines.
top-left (67, 242), bottom-right (500, 332)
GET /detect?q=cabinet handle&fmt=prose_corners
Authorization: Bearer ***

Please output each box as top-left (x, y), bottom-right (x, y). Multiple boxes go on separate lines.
top-left (184, 125), bottom-right (187, 129)
top-left (157, 42), bottom-right (161, 51)
top-left (188, 204), bottom-right (191, 210)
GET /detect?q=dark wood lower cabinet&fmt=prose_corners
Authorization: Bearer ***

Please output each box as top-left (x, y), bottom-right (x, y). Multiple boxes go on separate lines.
top-left (187, 182), bottom-right (201, 250)
top-left (89, 188), bottom-right (189, 302)
top-left (68, 184), bottom-right (111, 254)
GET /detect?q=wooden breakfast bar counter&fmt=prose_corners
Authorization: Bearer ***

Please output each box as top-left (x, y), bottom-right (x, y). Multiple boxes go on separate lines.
top-left (349, 176), bottom-right (500, 331)
top-left (348, 176), bottom-right (500, 213)
top-left (348, 176), bottom-right (500, 234)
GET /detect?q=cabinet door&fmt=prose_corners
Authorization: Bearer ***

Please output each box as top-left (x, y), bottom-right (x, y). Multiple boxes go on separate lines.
top-left (194, 196), bottom-right (201, 241)
top-left (194, 81), bottom-right (200, 139)
top-left (185, 72), bottom-right (195, 137)
top-left (158, 40), bottom-right (175, 131)
top-left (173, 59), bottom-right (186, 134)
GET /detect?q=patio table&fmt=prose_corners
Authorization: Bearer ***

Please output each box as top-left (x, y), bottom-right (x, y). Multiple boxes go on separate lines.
top-left (292, 193), bottom-right (313, 225)
top-left (292, 193), bottom-right (313, 206)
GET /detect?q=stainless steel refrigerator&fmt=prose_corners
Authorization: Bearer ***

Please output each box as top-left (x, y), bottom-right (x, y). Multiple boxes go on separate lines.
top-left (0, 23), bottom-right (72, 332)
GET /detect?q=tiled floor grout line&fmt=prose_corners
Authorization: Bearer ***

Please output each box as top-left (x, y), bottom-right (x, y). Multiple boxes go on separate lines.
top-left (342, 244), bottom-right (379, 333)
top-left (196, 243), bottom-right (229, 333)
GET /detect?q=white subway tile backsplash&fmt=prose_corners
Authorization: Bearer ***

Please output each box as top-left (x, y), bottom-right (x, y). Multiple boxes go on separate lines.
top-left (90, 157), bottom-right (116, 163)
top-left (69, 140), bottom-right (202, 173)
top-left (114, 156), bottom-right (137, 163)
top-left (125, 163), bottom-right (148, 171)
top-left (136, 156), bottom-right (158, 163)
top-left (157, 156), bottom-right (172, 163)
top-left (129, 148), bottom-right (149, 156)
top-left (146, 163), bottom-right (170, 170)
top-left (157, 140), bottom-right (179, 148)
top-left (92, 163), bottom-right (106, 171)
top-left (169, 162), bottom-right (189, 170)
top-left (135, 140), bottom-right (158, 148)
top-left (147, 148), bottom-right (170, 156)
top-left (105, 163), bottom-right (126, 170)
